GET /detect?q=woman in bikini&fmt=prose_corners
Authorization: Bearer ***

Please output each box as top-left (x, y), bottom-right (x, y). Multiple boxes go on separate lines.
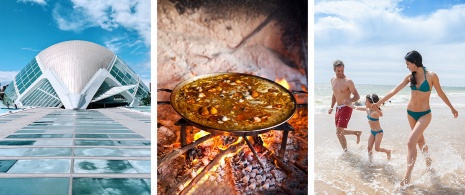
top-left (373, 50), bottom-right (458, 186)
top-left (351, 94), bottom-right (391, 162)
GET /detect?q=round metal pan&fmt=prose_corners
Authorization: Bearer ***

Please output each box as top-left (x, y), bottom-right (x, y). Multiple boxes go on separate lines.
top-left (168, 72), bottom-right (297, 136)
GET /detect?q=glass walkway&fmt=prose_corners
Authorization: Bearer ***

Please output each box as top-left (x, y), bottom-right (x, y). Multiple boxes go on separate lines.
top-left (0, 108), bottom-right (151, 194)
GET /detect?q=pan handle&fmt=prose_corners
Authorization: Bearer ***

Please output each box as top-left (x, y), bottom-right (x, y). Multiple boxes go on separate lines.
top-left (292, 90), bottom-right (308, 108)
top-left (292, 90), bottom-right (308, 94)
top-left (157, 88), bottom-right (173, 93)
top-left (157, 88), bottom-right (173, 105)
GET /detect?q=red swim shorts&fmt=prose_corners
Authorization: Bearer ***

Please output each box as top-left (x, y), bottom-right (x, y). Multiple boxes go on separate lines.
top-left (335, 106), bottom-right (353, 128)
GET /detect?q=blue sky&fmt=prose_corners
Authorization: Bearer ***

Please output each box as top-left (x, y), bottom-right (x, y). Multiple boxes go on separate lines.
top-left (314, 0), bottom-right (465, 87)
top-left (0, 0), bottom-right (151, 87)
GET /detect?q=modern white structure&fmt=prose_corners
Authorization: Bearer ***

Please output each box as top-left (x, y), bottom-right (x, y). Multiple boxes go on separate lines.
top-left (2, 40), bottom-right (150, 110)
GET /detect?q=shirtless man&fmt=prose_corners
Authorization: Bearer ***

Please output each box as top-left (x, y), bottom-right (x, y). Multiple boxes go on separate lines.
top-left (328, 60), bottom-right (362, 151)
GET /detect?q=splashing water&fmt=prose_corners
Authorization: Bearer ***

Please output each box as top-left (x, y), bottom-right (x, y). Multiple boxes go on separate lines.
top-left (314, 104), bottom-right (465, 194)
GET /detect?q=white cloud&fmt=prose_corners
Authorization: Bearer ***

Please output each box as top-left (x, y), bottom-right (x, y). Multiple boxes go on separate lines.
top-left (315, 0), bottom-right (465, 46)
top-left (53, 0), bottom-right (151, 46)
top-left (315, 0), bottom-right (401, 19)
top-left (104, 36), bottom-right (129, 53)
top-left (103, 35), bottom-right (145, 55)
top-left (52, 3), bottom-right (91, 31)
top-left (21, 47), bottom-right (39, 52)
top-left (315, 0), bottom-right (465, 87)
top-left (0, 71), bottom-right (19, 86)
top-left (17, 0), bottom-right (47, 5)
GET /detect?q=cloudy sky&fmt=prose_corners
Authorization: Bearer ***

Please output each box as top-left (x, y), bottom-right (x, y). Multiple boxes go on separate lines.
top-left (314, 0), bottom-right (465, 87)
top-left (0, 0), bottom-right (151, 87)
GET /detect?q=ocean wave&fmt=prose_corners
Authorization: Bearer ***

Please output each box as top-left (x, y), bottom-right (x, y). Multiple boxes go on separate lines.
top-left (314, 105), bottom-right (331, 114)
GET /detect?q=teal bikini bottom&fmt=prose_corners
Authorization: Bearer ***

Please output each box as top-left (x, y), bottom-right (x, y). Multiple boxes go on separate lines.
top-left (371, 129), bottom-right (383, 137)
top-left (407, 109), bottom-right (431, 121)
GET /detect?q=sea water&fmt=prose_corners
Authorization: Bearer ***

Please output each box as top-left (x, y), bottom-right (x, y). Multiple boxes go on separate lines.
top-left (314, 83), bottom-right (465, 194)
top-left (314, 83), bottom-right (465, 114)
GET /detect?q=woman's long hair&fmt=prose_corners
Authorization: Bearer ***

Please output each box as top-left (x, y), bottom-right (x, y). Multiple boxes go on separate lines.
top-left (405, 50), bottom-right (424, 87)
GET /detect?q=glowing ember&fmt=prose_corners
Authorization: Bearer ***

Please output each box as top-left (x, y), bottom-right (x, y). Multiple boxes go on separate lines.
top-left (191, 169), bottom-right (197, 178)
top-left (275, 78), bottom-right (290, 89)
top-left (194, 130), bottom-right (210, 141)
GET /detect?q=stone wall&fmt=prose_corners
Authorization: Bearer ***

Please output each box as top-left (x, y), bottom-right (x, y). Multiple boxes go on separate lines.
top-left (157, 0), bottom-right (308, 93)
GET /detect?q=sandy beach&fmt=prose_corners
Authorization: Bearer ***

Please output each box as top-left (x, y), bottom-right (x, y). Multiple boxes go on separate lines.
top-left (314, 103), bottom-right (465, 194)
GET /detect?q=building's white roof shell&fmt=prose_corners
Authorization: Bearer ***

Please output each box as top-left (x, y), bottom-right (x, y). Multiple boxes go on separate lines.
top-left (37, 40), bottom-right (115, 94)
top-left (2, 40), bottom-right (149, 109)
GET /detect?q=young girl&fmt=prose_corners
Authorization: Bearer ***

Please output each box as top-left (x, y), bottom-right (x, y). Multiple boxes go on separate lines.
top-left (352, 94), bottom-right (391, 162)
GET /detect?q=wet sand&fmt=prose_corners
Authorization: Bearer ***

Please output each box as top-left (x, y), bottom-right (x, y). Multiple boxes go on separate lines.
top-left (314, 104), bottom-right (465, 194)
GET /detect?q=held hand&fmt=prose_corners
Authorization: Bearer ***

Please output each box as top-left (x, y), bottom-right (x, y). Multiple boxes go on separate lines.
top-left (328, 108), bottom-right (333, 114)
top-left (451, 108), bottom-right (458, 118)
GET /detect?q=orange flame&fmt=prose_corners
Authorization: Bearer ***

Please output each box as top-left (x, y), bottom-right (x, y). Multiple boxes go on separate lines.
top-left (275, 78), bottom-right (290, 89)
top-left (194, 130), bottom-right (210, 141)
top-left (259, 134), bottom-right (270, 148)
top-left (188, 137), bottom-right (243, 194)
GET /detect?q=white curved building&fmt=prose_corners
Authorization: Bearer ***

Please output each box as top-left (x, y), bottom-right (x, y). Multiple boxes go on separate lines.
top-left (2, 40), bottom-right (150, 109)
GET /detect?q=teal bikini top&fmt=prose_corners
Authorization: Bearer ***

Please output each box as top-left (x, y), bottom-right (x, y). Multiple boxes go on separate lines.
top-left (410, 67), bottom-right (431, 92)
top-left (367, 115), bottom-right (379, 121)
top-left (367, 111), bottom-right (379, 121)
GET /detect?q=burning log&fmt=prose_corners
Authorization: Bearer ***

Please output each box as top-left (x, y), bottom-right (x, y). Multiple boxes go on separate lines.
top-left (165, 173), bottom-right (193, 195)
top-left (179, 139), bottom-right (245, 195)
top-left (268, 150), bottom-right (294, 175)
top-left (293, 135), bottom-right (308, 146)
top-left (243, 136), bottom-right (266, 171)
top-left (294, 161), bottom-right (307, 173)
top-left (158, 134), bottom-right (214, 168)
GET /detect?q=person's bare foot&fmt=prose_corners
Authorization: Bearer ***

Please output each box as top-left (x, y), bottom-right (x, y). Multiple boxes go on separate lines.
top-left (355, 131), bottom-right (362, 144)
top-left (400, 176), bottom-right (410, 186)
top-left (426, 157), bottom-right (432, 167)
top-left (387, 150), bottom-right (391, 160)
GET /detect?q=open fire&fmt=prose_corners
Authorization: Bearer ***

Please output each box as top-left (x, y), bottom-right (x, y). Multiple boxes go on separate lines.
top-left (158, 112), bottom-right (308, 194)
top-left (157, 78), bottom-right (308, 194)
top-left (275, 78), bottom-right (291, 90)
top-left (157, 0), bottom-right (308, 194)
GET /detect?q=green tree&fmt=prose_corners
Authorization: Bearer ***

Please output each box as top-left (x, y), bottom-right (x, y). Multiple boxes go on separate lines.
top-left (141, 92), bottom-right (151, 106)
